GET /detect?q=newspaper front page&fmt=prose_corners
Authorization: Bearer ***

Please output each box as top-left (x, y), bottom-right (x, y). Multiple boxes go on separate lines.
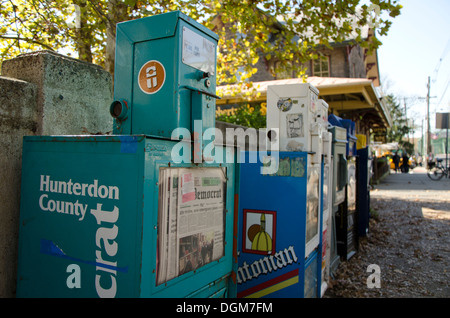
top-left (157, 167), bottom-right (226, 285)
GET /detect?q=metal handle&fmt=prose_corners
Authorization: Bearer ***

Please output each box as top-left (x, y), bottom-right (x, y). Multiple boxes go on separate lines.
top-left (179, 85), bottom-right (221, 100)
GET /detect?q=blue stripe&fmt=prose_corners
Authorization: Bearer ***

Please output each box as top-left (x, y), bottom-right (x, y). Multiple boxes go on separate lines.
top-left (40, 239), bottom-right (128, 273)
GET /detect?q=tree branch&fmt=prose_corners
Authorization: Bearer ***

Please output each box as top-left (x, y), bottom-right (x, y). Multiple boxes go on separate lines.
top-left (0, 35), bottom-right (55, 51)
top-left (87, 0), bottom-right (109, 25)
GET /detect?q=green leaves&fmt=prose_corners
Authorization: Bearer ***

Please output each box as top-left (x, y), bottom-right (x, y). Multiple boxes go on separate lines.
top-left (216, 102), bottom-right (267, 129)
top-left (0, 0), bottom-right (402, 84)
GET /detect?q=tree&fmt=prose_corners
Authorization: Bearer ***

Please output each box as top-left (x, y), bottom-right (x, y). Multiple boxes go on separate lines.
top-left (216, 102), bottom-right (267, 128)
top-left (0, 0), bottom-right (402, 82)
top-left (385, 94), bottom-right (414, 154)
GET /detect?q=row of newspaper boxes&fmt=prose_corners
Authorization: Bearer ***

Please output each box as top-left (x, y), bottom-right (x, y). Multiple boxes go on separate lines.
top-left (16, 11), bottom-right (371, 298)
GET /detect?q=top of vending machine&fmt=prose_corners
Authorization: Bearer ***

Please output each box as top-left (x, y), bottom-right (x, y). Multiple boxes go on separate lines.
top-left (328, 114), bottom-right (356, 156)
top-left (266, 83), bottom-right (320, 152)
top-left (110, 11), bottom-right (219, 138)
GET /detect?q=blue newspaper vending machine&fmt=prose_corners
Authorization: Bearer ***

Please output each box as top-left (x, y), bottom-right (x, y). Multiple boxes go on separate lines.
top-left (16, 11), bottom-right (238, 298)
top-left (328, 115), bottom-right (358, 260)
top-left (235, 83), bottom-right (323, 298)
top-left (236, 151), bottom-right (322, 298)
top-left (356, 135), bottom-right (371, 237)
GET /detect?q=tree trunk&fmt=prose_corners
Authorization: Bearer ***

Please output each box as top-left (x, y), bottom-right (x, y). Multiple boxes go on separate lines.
top-left (105, 0), bottom-right (128, 77)
top-left (73, 0), bottom-right (93, 63)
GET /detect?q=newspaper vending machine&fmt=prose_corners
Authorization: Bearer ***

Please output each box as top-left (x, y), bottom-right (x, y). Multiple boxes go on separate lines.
top-left (318, 100), bottom-right (333, 296)
top-left (328, 115), bottom-right (359, 261)
top-left (327, 120), bottom-right (348, 275)
top-left (235, 83), bottom-right (323, 298)
top-left (16, 11), bottom-right (237, 298)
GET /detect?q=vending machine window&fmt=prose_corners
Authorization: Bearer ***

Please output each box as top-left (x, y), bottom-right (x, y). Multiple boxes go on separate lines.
top-left (305, 165), bottom-right (320, 258)
top-left (357, 146), bottom-right (370, 237)
top-left (156, 167), bottom-right (227, 285)
top-left (336, 158), bottom-right (358, 260)
top-left (336, 153), bottom-right (348, 203)
top-left (304, 254), bottom-right (319, 298)
top-left (329, 125), bottom-right (348, 209)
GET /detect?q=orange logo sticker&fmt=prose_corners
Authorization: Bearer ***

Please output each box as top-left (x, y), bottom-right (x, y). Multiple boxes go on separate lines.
top-left (138, 60), bottom-right (166, 94)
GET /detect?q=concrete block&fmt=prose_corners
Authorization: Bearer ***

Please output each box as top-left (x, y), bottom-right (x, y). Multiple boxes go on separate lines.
top-left (1, 50), bottom-right (113, 135)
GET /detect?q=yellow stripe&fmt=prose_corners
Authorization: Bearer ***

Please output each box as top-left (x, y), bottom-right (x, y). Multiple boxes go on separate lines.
top-left (245, 276), bottom-right (299, 298)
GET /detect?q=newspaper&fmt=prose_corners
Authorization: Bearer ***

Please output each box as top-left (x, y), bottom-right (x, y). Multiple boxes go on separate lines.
top-left (157, 167), bottom-right (226, 285)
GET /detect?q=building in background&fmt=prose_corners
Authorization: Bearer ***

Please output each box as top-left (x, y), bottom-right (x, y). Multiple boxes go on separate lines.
top-left (214, 14), bottom-right (391, 141)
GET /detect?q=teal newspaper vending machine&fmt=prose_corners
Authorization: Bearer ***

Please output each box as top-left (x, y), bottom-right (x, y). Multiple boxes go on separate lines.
top-left (16, 11), bottom-right (238, 298)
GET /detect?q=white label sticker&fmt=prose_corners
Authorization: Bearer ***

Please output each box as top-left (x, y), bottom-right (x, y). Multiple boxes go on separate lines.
top-left (182, 27), bottom-right (215, 75)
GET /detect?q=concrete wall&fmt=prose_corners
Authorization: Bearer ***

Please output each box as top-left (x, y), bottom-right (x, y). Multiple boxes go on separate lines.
top-left (0, 77), bottom-right (37, 298)
top-left (0, 50), bottom-right (113, 297)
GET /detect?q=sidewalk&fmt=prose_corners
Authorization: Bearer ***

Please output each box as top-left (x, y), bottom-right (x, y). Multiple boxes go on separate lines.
top-left (325, 166), bottom-right (450, 298)
top-left (371, 166), bottom-right (450, 201)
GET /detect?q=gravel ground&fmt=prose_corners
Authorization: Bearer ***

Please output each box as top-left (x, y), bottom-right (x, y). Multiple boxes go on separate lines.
top-left (324, 167), bottom-right (450, 298)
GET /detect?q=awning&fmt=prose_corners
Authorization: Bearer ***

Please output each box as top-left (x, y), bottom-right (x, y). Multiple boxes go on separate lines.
top-left (217, 76), bottom-right (392, 131)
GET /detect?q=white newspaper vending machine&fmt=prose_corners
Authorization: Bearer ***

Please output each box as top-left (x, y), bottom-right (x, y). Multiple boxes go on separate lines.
top-left (261, 83), bottom-right (324, 297)
top-left (318, 100), bottom-right (333, 296)
top-left (267, 83), bottom-right (322, 163)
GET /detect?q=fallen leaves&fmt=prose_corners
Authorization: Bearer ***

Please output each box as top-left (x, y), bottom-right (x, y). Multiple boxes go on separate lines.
top-left (325, 196), bottom-right (450, 298)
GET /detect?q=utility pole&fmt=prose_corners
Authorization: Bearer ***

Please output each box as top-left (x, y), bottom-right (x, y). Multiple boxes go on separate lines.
top-left (427, 76), bottom-right (431, 157)
top-left (421, 119), bottom-right (424, 155)
top-left (403, 97), bottom-right (410, 142)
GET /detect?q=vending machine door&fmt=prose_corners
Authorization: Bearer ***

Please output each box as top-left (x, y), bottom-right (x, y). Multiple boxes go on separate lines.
top-left (336, 157), bottom-right (358, 260)
top-left (357, 147), bottom-right (370, 237)
top-left (328, 125), bottom-right (347, 275)
top-left (304, 252), bottom-right (319, 298)
top-left (320, 132), bottom-right (333, 295)
top-left (17, 136), bottom-right (146, 298)
top-left (144, 138), bottom-right (237, 298)
top-left (346, 158), bottom-right (358, 257)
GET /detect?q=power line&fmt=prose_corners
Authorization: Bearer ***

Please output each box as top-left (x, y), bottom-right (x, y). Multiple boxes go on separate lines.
top-left (432, 35), bottom-right (450, 83)
top-left (436, 70), bottom-right (450, 107)
top-left (431, 36), bottom-right (450, 110)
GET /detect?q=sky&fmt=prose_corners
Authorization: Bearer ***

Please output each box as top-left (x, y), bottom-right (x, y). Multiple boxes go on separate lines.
top-left (377, 0), bottom-right (450, 135)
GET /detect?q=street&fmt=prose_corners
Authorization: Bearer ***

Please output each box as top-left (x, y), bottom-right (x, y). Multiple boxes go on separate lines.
top-left (325, 167), bottom-right (450, 298)
top-left (371, 166), bottom-right (450, 200)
